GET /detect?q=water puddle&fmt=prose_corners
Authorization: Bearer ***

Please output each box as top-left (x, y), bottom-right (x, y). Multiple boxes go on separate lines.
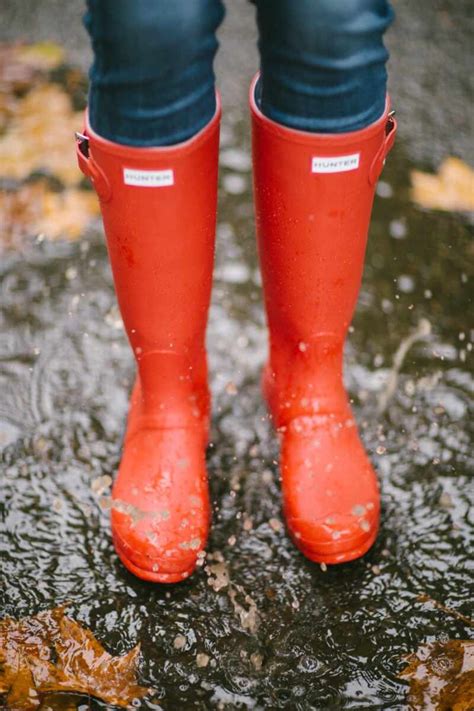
top-left (1, 96), bottom-right (473, 710)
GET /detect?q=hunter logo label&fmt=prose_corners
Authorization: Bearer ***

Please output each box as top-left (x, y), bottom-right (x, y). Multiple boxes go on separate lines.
top-left (123, 168), bottom-right (174, 187)
top-left (311, 153), bottom-right (360, 174)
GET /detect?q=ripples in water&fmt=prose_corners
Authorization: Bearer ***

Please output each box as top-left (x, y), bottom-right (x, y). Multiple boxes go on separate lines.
top-left (1, 132), bottom-right (473, 709)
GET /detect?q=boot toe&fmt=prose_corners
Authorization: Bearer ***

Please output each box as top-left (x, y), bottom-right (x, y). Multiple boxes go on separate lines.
top-left (110, 426), bottom-right (210, 583)
top-left (285, 508), bottom-right (379, 564)
top-left (111, 509), bottom-right (208, 583)
top-left (280, 419), bottom-right (380, 564)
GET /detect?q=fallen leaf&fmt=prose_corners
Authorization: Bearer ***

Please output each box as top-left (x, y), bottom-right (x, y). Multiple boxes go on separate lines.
top-left (400, 639), bottom-right (474, 710)
top-left (0, 42), bottom-right (65, 132)
top-left (37, 187), bottom-right (99, 239)
top-left (228, 584), bottom-right (259, 634)
top-left (0, 42), bottom-right (97, 250)
top-left (411, 157), bottom-right (474, 212)
top-left (0, 43), bottom-right (44, 94)
top-left (15, 42), bottom-right (65, 71)
top-left (0, 606), bottom-right (150, 710)
top-left (0, 46), bottom-right (34, 131)
top-left (0, 83), bottom-right (84, 185)
top-left (0, 182), bottom-right (99, 249)
top-left (0, 183), bottom-right (43, 249)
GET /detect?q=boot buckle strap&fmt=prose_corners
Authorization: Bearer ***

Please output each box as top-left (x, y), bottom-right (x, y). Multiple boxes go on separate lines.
top-left (369, 112), bottom-right (398, 186)
top-left (75, 132), bottom-right (112, 202)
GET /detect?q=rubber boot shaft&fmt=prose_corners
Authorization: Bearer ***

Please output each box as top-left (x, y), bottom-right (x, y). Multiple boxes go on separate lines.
top-left (250, 74), bottom-right (396, 564)
top-left (76, 99), bottom-right (221, 582)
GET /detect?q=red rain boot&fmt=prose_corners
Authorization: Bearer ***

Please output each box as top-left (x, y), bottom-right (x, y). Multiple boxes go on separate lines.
top-left (76, 99), bottom-right (220, 582)
top-left (250, 75), bottom-right (396, 564)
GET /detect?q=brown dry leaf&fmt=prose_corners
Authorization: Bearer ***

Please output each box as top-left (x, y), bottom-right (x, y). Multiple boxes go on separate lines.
top-left (0, 43), bottom-right (96, 249)
top-left (0, 43), bottom-right (42, 94)
top-left (0, 183), bottom-right (44, 249)
top-left (399, 639), bottom-right (474, 710)
top-left (0, 83), bottom-right (84, 185)
top-left (38, 187), bottom-right (100, 240)
top-left (411, 157), bottom-right (474, 212)
top-left (0, 607), bottom-right (69, 709)
top-left (0, 46), bottom-right (34, 130)
top-left (0, 42), bottom-right (64, 84)
top-left (52, 616), bottom-right (149, 705)
top-left (0, 182), bottom-right (99, 249)
top-left (0, 42), bottom-right (65, 130)
top-left (0, 606), bottom-right (150, 710)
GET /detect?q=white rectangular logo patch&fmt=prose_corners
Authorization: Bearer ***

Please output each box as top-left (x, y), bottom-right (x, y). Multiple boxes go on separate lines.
top-left (311, 153), bottom-right (360, 174)
top-left (123, 168), bottom-right (174, 187)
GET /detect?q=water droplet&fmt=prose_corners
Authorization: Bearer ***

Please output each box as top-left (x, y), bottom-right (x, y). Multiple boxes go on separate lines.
top-left (398, 274), bottom-right (415, 293)
top-left (389, 218), bottom-right (407, 239)
top-left (376, 180), bottom-right (393, 198)
top-left (219, 148), bottom-right (251, 172)
top-left (223, 173), bottom-right (247, 195)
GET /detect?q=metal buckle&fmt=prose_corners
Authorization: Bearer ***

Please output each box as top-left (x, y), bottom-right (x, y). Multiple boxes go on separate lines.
top-left (75, 131), bottom-right (89, 157)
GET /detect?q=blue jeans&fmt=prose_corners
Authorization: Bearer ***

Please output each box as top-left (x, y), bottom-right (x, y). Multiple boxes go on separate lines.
top-left (84, 0), bottom-right (393, 146)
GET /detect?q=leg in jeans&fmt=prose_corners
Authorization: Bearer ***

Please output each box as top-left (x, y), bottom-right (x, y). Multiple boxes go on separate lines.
top-left (79, 1), bottom-right (224, 582)
top-left (255, 0), bottom-right (393, 132)
top-left (251, 0), bottom-right (397, 563)
top-left (84, 0), bottom-right (224, 145)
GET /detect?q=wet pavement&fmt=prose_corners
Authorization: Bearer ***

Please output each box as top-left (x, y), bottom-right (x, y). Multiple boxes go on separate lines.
top-left (1, 1), bottom-right (473, 709)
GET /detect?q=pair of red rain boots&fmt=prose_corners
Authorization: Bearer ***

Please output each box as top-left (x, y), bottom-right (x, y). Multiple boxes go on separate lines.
top-left (76, 77), bottom-right (396, 583)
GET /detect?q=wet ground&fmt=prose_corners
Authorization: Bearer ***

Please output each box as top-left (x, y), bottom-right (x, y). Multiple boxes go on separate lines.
top-left (1, 1), bottom-right (473, 709)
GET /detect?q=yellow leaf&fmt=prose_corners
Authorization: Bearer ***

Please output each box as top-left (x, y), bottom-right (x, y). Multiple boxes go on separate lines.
top-left (0, 42), bottom-right (97, 250)
top-left (37, 187), bottom-right (100, 240)
top-left (0, 83), bottom-right (84, 185)
top-left (16, 42), bottom-right (65, 70)
top-left (411, 157), bottom-right (474, 212)
top-left (0, 43), bottom-right (44, 97)
top-left (0, 182), bottom-right (100, 249)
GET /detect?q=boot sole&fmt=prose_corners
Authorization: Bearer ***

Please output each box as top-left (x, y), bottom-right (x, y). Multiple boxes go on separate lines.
top-left (114, 536), bottom-right (197, 584)
top-left (289, 526), bottom-right (378, 566)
